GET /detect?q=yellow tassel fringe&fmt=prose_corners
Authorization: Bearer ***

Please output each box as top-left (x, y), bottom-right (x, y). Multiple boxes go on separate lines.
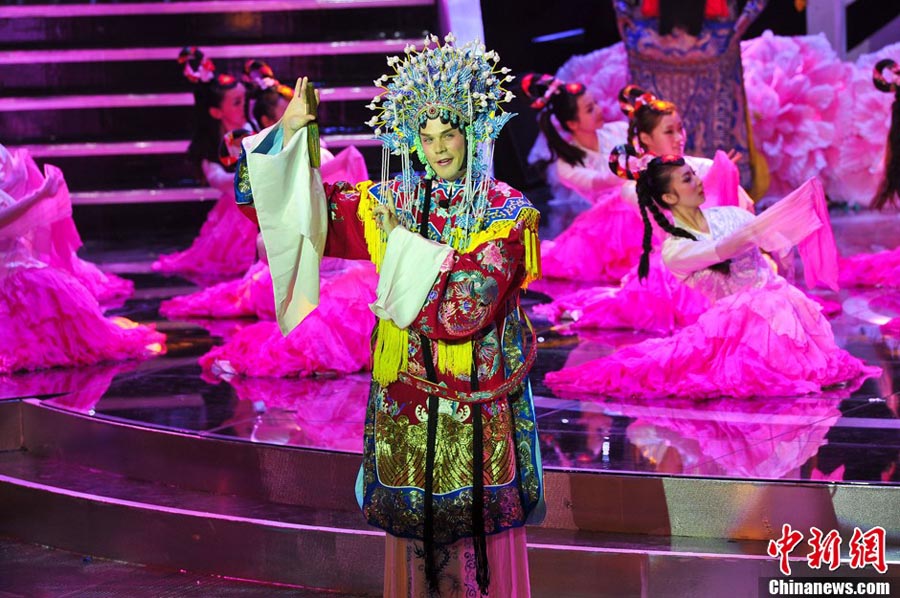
top-left (436, 339), bottom-right (473, 377)
top-left (357, 181), bottom-right (387, 271)
top-left (364, 190), bottom-right (542, 385)
top-left (372, 319), bottom-right (409, 387)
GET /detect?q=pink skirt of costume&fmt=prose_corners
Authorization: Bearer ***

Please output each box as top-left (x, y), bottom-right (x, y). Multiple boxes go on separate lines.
top-left (49, 217), bottom-right (134, 305)
top-left (383, 527), bottom-right (530, 598)
top-left (838, 246), bottom-right (900, 288)
top-left (199, 260), bottom-right (377, 378)
top-left (152, 191), bottom-right (258, 280)
top-left (160, 256), bottom-right (362, 322)
top-left (0, 265), bottom-right (164, 374)
top-left (539, 187), bottom-right (643, 283)
top-left (533, 254), bottom-right (710, 334)
top-left (545, 279), bottom-right (880, 399)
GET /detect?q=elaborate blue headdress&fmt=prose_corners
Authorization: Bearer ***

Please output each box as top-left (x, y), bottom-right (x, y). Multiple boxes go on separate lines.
top-left (366, 33), bottom-right (516, 234)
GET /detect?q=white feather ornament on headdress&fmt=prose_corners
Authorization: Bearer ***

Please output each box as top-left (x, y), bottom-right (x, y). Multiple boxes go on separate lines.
top-left (366, 34), bottom-right (517, 246)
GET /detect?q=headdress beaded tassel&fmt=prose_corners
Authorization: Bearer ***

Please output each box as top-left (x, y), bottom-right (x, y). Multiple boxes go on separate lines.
top-left (366, 33), bottom-right (517, 251)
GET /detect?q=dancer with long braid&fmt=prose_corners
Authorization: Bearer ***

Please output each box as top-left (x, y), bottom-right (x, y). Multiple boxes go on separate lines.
top-left (522, 75), bottom-right (641, 283)
top-left (535, 86), bottom-right (749, 333)
top-left (546, 156), bottom-right (879, 399)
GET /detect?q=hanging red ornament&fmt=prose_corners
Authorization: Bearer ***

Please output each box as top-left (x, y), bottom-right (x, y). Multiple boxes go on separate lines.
top-left (641, 0), bottom-right (730, 19)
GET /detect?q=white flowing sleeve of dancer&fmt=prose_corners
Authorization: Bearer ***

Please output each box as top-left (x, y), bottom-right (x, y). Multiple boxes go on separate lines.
top-left (662, 236), bottom-right (726, 280)
top-left (370, 226), bottom-right (453, 328)
top-left (555, 124), bottom-right (626, 201)
top-left (662, 208), bottom-right (756, 280)
top-left (243, 125), bottom-right (327, 336)
top-left (201, 160), bottom-right (236, 195)
top-left (741, 178), bottom-right (824, 253)
top-left (555, 159), bottom-right (620, 199)
top-left (0, 165), bottom-right (68, 239)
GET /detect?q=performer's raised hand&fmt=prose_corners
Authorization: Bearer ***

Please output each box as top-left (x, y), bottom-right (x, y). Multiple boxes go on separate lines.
top-left (373, 192), bottom-right (401, 237)
top-left (282, 76), bottom-right (319, 146)
top-left (726, 149), bottom-right (743, 164)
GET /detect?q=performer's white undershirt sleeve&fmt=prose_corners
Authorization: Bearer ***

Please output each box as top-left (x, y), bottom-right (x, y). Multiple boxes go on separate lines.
top-left (663, 223), bottom-right (757, 280)
top-left (556, 160), bottom-right (619, 197)
top-left (662, 237), bottom-right (727, 280)
top-left (370, 226), bottom-right (453, 328)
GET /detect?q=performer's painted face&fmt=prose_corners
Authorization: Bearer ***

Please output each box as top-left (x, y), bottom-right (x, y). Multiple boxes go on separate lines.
top-left (640, 112), bottom-right (686, 157)
top-left (210, 84), bottom-right (247, 132)
top-left (662, 164), bottom-right (705, 207)
top-left (420, 118), bottom-right (466, 180)
top-left (568, 92), bottom-right (603, 134)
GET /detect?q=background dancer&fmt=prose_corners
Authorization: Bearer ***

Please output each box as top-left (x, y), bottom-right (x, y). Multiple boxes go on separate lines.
top-left (536, 86), bottom-right (750, 334)
top-left (522, 73), bottom-right (642, 283)
top-left (152, 47), bottom-right (258, 279)
top-left (839, 58), bottom-right (900, 288)
top-left (546, 156), bottom-right (880, 399)
top-left (0, 153), bottom-right (164, 374)
top-left (0, 144), bottom-right (133, 305)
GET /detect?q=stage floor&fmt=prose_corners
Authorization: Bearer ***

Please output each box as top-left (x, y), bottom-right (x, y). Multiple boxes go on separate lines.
top-left (2, 208), bottom-right (899, 488)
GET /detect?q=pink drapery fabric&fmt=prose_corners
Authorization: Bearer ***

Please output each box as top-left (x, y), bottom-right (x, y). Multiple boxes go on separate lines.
top-left (320, 145), bottom-right (369, 186)
top-left (702, 150), bottom-right (740, 208)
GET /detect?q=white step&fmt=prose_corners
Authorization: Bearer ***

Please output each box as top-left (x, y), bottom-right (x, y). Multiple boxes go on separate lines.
top-left (0, 38), bottom-right (420, 65)
top-left (0, 86), bottom-right (380, 112)
top-left (0, 0), bottom-right (432, 19)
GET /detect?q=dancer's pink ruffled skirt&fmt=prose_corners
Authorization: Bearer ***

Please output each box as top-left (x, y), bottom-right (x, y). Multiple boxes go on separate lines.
top-left (199, 261), bottom-right (376, 378)
top-left (838, 246), bottom-right (900, 288)
top-left (64, 256), bottom-right (134, 305)
top-left (534, 254), bottom-right (709, 334)
top-left (160, 259), bottom-right (274, 320)
top-left (152, 193), bottom-right (258, 279)
top-left (160, 256), bottom-right (361, 321)
top-left (50, 218), bottom-right (134, 304)
top-left (545, 279), bottom-right (880, 399)
top-left (540, 189), bottom-right (643, 283)
top-left (0, 266), bottom-right (165, 374)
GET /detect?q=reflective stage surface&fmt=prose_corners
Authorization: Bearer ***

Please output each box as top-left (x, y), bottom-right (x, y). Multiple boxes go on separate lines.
top-left (4, 209), bottom-right (897, 488)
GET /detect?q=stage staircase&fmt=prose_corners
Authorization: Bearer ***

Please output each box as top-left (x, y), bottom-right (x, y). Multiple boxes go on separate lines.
top-left (1, 0), bottom-right (436, 238)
